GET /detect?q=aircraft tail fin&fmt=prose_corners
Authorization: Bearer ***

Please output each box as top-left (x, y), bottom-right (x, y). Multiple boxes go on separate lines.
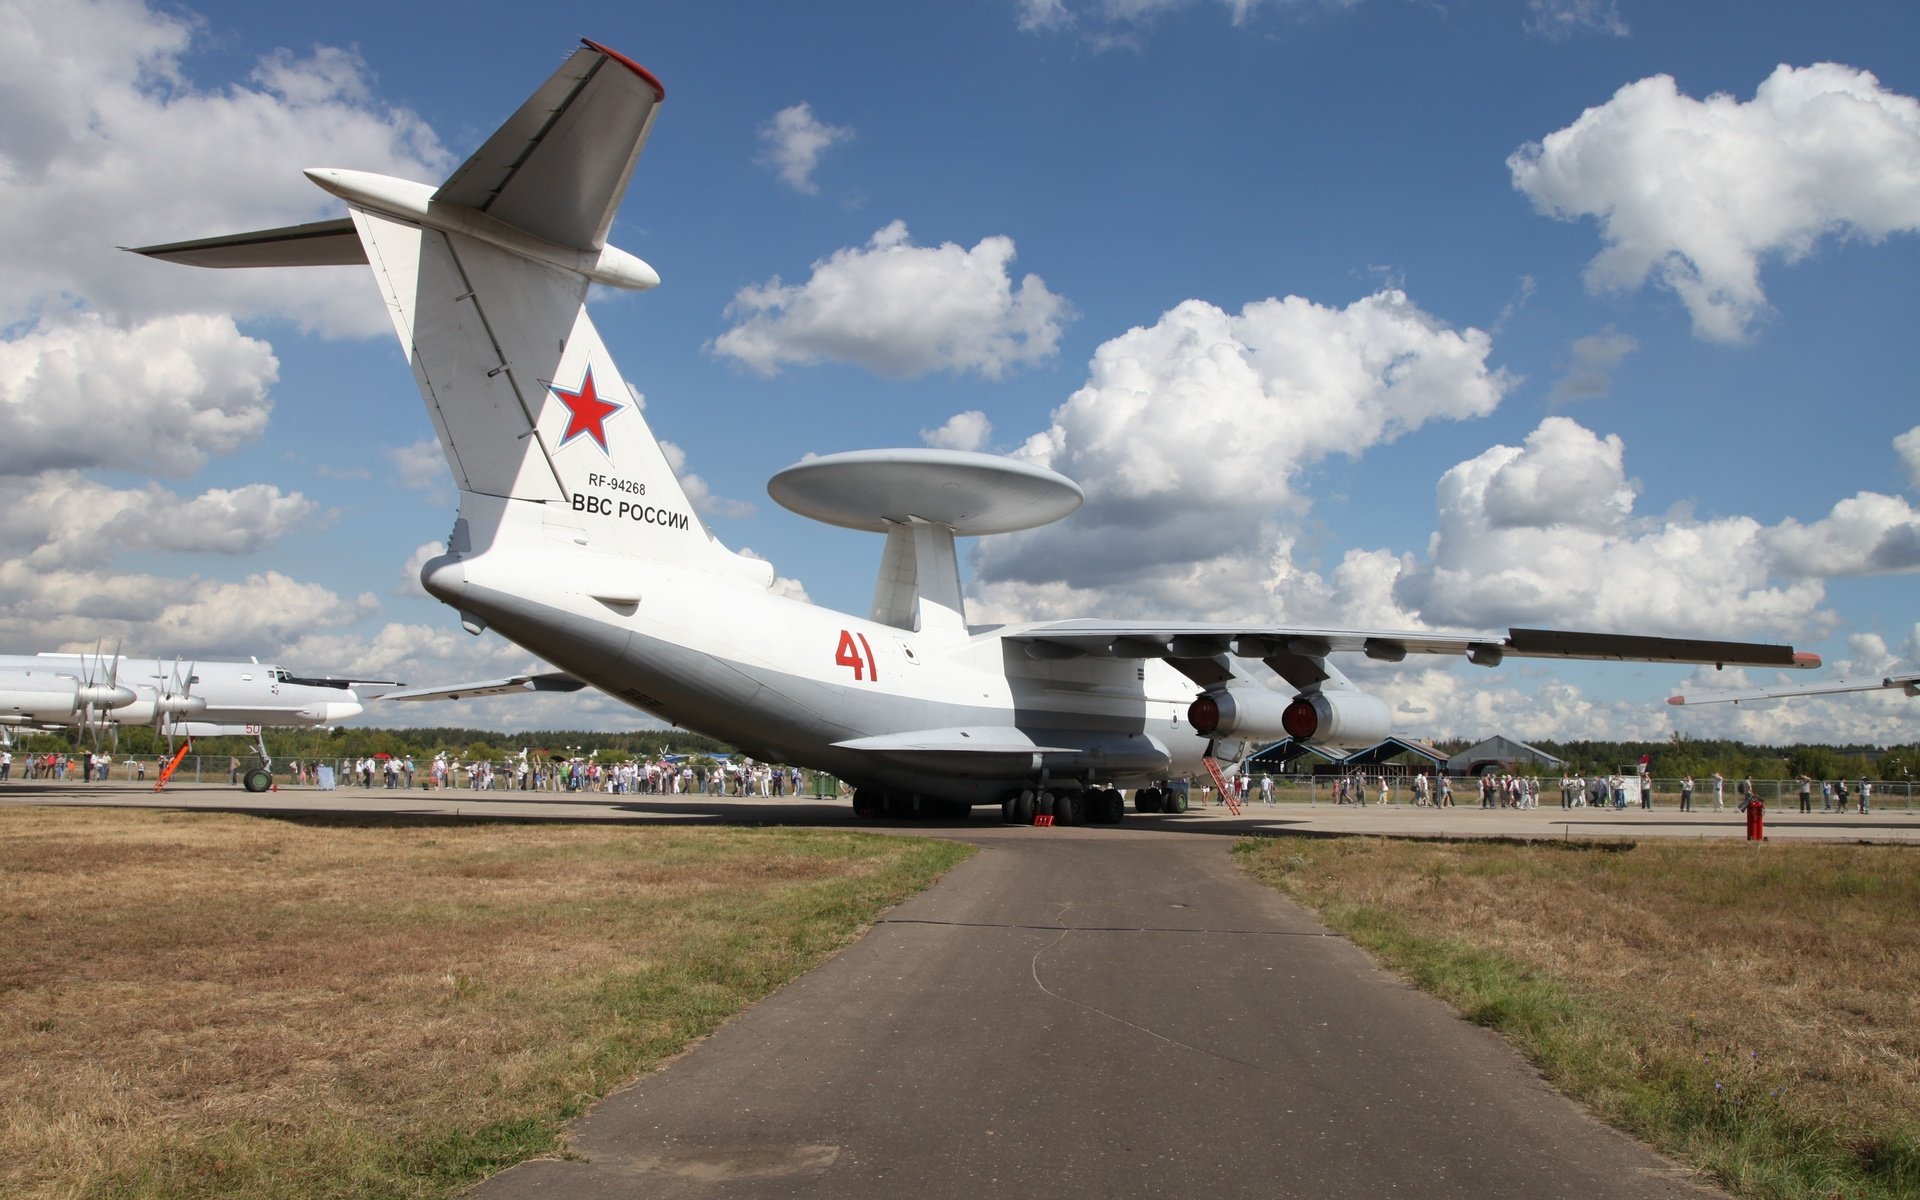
top-left (130, 41), bottom-right (754, 577)
top-left (347, 206), bottom-right (721, 570)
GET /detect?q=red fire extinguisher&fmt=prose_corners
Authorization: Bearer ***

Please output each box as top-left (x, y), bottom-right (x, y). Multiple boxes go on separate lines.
top-left (1745, 793), bottom-right (1765, 841)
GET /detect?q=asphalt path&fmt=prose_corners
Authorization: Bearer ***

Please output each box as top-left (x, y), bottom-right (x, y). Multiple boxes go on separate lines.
top-left (471, 821), bottom-right (1713, 1199)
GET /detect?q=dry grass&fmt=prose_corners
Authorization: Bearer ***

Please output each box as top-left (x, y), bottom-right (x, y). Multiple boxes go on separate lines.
top-left (0, 807), bottom-right (971, 1199)
top-left (1238, 836), bottom-right (1920, 1198)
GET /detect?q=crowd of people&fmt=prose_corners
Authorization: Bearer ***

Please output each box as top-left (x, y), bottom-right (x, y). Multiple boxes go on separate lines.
top-left (320, 752), bottom-right (813, 797)
top-left (1215, 766), bottom-right (1895, 815)
top-left (0, 750), bottom-right (139, 782)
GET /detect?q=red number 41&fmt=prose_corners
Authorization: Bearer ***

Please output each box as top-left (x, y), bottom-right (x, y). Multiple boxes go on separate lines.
top-left (835, 630), bottom-right (879, 682)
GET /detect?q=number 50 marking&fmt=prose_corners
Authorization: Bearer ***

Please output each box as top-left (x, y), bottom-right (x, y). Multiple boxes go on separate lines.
top-left (835, 630), bottom-right (880, 682)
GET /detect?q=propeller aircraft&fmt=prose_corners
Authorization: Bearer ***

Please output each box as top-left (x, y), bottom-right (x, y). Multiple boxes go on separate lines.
top-left (0, 651), bottom-right (388, 790)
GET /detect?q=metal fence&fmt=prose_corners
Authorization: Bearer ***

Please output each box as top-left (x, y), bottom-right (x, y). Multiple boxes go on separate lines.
top-left (1176, 775), bottom-right (1918, 811)
top-left (0, 755), bottom-right (855, 797)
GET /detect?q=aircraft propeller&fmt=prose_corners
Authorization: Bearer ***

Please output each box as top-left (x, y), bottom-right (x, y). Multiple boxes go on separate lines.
top-left (74, 639), bottom-right (133, 750)
top-left (152, 656), bottom-right (205, 750)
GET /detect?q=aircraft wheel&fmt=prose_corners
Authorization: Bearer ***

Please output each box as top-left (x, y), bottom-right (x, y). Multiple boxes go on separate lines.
top-left (1002, 796), bottom-right (1018, 823)
top-left (242, 767), bottom-right (272, 794)
top-left (1053, 790), bottom-right (1078, 826)
top-left (1135, 787), bottom-right (1162, 814)
top-left (1100, 789), bottom-right (1125, 824)
top-left (1012, 791), bottom-right (1035, 824)
top-left (1035, 790), bottom-right (1055, 819)
top-left (852, 789), bottom-right (884, 819)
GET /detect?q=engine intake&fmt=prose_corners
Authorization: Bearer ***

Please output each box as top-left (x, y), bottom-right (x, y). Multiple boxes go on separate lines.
top-left (1275, 690), bottom-right (1393, 746)
top-left (1187, 687), bottom-right (1301, 740)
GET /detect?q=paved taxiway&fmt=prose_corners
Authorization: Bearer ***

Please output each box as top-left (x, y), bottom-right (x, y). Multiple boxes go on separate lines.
top-left (9, 784), bottom-right (1913, 1196)
top-left (475, 823), bottom-right (1726, 1199)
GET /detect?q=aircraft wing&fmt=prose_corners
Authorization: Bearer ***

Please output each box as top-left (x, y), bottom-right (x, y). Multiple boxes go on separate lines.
top-left (1008, 620), bottom-right (1815, 681)
top-left (1668, 672), bottom-right (1919, 705)
top-left (380, 672), bottom-right (586, 702)
top-left (432, 39), bottom-right (665, 252)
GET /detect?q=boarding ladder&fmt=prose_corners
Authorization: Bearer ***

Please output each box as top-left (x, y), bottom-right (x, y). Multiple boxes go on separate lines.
top-left (1202, 755), bottom-right (1242, 815)
top-left (153, 739), bottom-right (193, 791)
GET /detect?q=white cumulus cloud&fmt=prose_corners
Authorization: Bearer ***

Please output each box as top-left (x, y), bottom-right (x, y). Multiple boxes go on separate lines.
top-left (975, 290), bottom-right (1510, 596)
top-left (1392, 417), bottom-right (1831, 636)
top-left (0, 311), bottom-right (279, 478)
top-left (1896, 425), bottom-right (1920, 490)
top-left (0, 473), bottom-right (323, 568)
top-left (1762, 492), bottom-right (1920, 577)
top-left (0, 0), bottom-right (450, 338)
top-left (0, 563), bottom-right (374, 656)
top-left (709, 220), bottom-right (1073, 379)
top-left (756, 103), bottom-right (854, 195)
top-left (921, 411), bottom-right (994, 452)
top-left (388, 439), bottom-right (446, 492)
top-left (1510, 63), bottom-right (1920, 342)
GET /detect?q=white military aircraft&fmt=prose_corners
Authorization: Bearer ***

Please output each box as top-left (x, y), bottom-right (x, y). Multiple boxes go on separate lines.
top-left (133, 40), bottom-right (1819, 823)
top-left (1669, 671), bottom-right (1918, 706)
top-left (0, 651), bottom-right (382, 789)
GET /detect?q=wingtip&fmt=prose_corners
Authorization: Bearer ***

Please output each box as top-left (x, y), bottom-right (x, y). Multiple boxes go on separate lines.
top-left (1666, 696), bottom-right (1686, 706)
top-left (1793, 651), bottom-right (1822, 669)
top-left (582, 38), bottom-right (665, 101)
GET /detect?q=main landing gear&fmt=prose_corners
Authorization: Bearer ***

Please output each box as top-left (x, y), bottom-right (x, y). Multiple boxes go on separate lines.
top-left (997, 787), bottom-right (1126, 826)
top-left (849, 784), bottom-right (1154, 826)
top-left (1129, 786), bottom-right (1189, 815)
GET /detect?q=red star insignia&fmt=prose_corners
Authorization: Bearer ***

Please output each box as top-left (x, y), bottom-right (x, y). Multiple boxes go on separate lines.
top-left (550, 367), bottom-right (623, 455)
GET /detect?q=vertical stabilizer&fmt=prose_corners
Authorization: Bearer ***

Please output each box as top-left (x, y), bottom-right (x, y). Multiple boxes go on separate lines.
top-left (127, 41), bottom-right (750, 575)
top-left (351, 210), bottom-right (724, 568)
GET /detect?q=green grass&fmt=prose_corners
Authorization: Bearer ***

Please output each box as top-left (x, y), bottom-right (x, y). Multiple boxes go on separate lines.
top-left (1237, 836), bottom-right (1920, 1200)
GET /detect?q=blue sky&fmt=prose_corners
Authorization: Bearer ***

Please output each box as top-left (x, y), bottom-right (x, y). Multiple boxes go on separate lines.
top-left (2, 0), bottom-right (1916, 743)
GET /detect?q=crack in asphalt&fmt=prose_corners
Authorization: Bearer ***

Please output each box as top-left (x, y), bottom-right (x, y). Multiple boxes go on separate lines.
top-left (1020, 921), bottom-right (1279, 1075)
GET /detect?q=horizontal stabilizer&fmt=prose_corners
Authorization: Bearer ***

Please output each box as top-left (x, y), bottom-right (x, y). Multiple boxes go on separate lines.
top-left (381, 672), bottom-right (585, 702)
top-left (125, 218), bottom-right (365, 268)
top-left (433, 39), bottom-right (664, 252)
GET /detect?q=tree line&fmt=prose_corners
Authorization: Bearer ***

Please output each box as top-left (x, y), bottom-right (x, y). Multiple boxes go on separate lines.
top-left (1427, 734), bottom-right (1918, 782)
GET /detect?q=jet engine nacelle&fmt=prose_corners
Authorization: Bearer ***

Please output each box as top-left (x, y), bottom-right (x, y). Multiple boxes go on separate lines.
top-left (0, 675), bottom-right (132, 720)
top-left (1187, 687), bottom-right (1301, 741)
top-left (1276, 690), bottom-right (1393, 746)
